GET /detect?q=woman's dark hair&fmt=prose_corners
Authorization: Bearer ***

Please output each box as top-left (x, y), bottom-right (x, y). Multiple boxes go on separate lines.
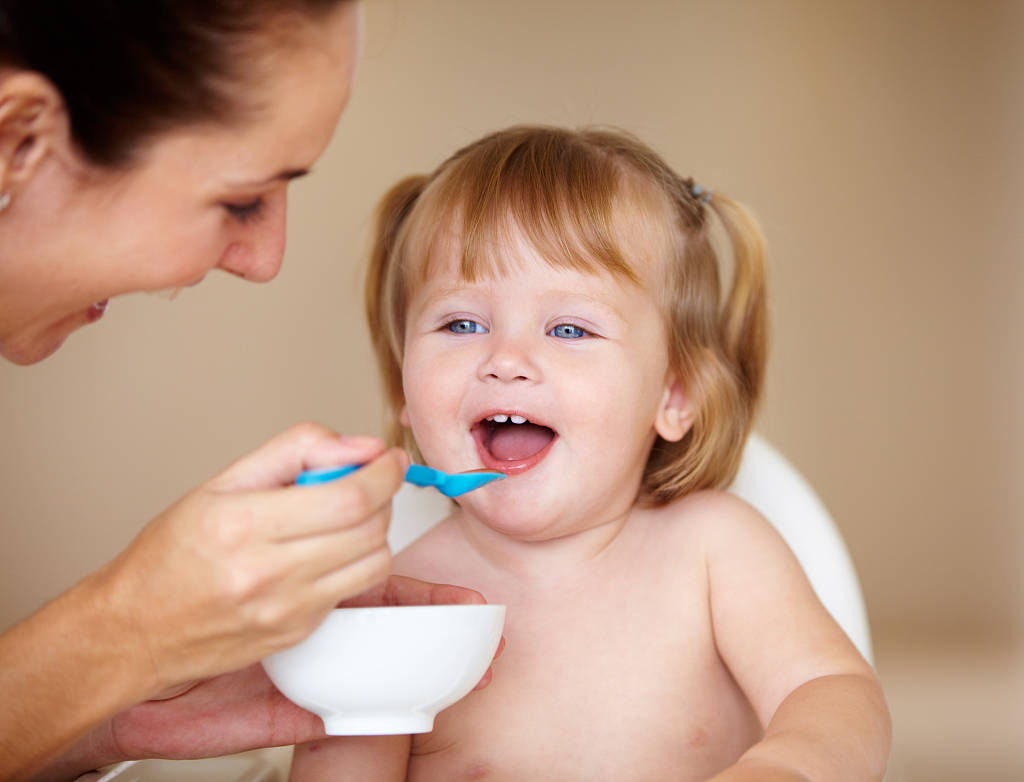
top-left (0, 0), bottom-right (345, 166)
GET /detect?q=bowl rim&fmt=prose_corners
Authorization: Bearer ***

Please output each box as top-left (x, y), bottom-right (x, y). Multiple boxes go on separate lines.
top-left (322, 603), bottom-right (506, 617)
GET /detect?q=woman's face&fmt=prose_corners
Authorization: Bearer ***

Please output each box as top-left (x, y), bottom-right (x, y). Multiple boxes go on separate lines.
top-left (0, 2), bottom-right (361, 364)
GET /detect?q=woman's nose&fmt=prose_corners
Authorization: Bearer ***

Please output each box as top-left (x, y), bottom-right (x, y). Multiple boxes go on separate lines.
top-left (217, 196), bottom-right (287, 283)
top-left (477, 333), bottom-right (542, 383)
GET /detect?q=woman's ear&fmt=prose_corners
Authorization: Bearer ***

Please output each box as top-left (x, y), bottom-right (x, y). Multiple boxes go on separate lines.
top-left (399, 404), bottom-right (411, 428)
top-left (654, 376), bottom-right (695, 442)
top-left (0, 72), bottom-right (67, 193)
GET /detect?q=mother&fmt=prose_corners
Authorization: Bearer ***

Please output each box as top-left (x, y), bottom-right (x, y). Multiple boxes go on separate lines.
top-left (0, 2), bottom-right (486, 780)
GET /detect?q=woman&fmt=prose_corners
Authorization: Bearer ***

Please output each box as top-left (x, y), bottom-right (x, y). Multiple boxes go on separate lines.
top-left (0, 3), bottom-right (489, 780)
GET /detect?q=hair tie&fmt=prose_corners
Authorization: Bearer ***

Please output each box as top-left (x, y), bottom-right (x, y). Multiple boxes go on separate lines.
top-left (691, 183), bottom-right (712, 204)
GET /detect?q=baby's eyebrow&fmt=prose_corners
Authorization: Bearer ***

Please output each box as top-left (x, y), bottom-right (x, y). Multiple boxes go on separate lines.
top-left (546, 291), bottom-right (626, 320)
top-left (418, 285), bottom-right (472, 310)
top-left (420, 283), bottom-right (628, 323)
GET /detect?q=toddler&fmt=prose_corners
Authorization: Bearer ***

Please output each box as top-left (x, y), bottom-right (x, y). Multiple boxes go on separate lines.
top-left (292, 126), bottom-right (891, 781)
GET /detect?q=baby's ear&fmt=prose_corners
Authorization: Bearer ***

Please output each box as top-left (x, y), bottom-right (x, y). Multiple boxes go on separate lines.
top-left (654, 376), bottom-right (694, 442)
top-left (399, 405), bottom-right (411, 428)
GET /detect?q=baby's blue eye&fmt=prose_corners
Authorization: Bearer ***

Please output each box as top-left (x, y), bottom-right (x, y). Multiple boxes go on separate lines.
top-left (446, 319), bottom-right (488, 335)
top-left (550, 323), bottom-right (587, 339)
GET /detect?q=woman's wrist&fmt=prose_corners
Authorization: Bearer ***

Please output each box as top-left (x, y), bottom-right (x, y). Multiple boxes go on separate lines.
top-left (22, 730), bottom-right (118, 782)
top-left (63, 563), bottom-right (166, 706)
top-left (0, 570), bottom-right (157, 781)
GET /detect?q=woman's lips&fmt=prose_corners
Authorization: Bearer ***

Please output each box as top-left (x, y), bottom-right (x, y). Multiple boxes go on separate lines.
top-left (86, 300), bottom-right (108, 323)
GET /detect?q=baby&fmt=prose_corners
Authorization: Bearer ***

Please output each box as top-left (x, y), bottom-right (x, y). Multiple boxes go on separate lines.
top-left (292, 126), bottom-right (891, 781)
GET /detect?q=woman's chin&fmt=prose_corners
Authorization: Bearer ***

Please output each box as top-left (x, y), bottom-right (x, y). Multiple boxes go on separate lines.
top-left (1, 331), bottom-right (68, 365)
top-left (3, 306), bottom-right (104, 365)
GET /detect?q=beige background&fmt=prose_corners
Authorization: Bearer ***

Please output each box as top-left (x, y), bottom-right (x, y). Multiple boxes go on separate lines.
top-left (1, 1), bottom-right (1021, 779)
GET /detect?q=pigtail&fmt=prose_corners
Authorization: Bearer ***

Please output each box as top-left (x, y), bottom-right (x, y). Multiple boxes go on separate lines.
top-left (364, 174), bottom-right (428, 446)
top-left (709, 192), bottom-right (768, 416)
top-left (644, 186), bottom-right (769, 505)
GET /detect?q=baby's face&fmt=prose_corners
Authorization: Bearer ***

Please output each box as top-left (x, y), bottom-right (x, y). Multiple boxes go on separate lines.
top-left (400, 238), bottom-right (682, 540)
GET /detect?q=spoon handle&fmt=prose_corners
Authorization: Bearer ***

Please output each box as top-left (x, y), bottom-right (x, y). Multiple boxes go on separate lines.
top-left (295, 464), bottom-right (361, 486)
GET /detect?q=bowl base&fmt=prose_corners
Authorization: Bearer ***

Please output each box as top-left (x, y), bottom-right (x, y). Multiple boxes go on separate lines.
top-left (321, 712), bottom-right (435, 736)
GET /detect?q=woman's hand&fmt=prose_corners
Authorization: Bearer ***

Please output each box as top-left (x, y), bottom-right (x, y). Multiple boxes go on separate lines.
top-left (93, 423), bottom-right (407, 693)
top-left (3, 423), bottom-right (411, 782)
top-left (31, 576), bottom-right (500, 781)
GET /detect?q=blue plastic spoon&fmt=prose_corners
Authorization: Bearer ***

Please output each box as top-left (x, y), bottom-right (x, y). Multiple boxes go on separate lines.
top-left (296, 463), bottom-right (505, 498)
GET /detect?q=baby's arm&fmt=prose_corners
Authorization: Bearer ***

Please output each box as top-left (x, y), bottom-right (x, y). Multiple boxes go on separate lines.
top-left (702, 494), bottom-right (891, 782)
top-left (290, 734), bottom-right (410, 781)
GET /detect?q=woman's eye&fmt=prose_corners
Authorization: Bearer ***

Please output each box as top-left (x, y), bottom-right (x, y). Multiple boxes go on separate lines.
top-left (223, 198), bottom-right (266, 224)
top-left (446, 319), bottom-right (488, 335)
top-left (550, 323), bottom-right (588, 339)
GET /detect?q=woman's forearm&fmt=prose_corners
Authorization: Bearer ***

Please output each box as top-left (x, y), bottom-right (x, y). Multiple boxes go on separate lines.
top-left (711, 673), bottom-right (892, 782)
top-left (0, 571), bottom-right (153, 782)
top-left (23, 734), bottom-right (117, 782)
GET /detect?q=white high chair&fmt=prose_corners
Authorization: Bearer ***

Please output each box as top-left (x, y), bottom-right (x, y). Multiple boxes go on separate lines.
top-left (89, 433), bottom-right (871, 782)
top-left (728, 434), bottom-right (872, 662)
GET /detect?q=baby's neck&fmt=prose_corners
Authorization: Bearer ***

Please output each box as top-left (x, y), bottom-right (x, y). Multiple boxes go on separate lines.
top-left (451, 505), bottom-right (637, 587)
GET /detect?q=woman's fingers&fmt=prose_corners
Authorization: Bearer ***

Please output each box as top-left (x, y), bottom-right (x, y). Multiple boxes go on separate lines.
top-left (208, 422), bottom-right (390, 492)
top-left (276, 509), bottom-right (391, 583)
top-left (266, 448), bottom-right (407, 540)
top-left (185, 453), bottom-right (406, 638)
top-left (339, 574), bottom-right (488, 609)
top-left (309, 546), bottom-right (394, 609)
top-left (98, 426), bottom-right (413, 690)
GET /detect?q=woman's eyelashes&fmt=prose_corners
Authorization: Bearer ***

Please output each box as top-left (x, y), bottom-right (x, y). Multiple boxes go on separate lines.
top-left (223, 197), bottom-right (266, 224)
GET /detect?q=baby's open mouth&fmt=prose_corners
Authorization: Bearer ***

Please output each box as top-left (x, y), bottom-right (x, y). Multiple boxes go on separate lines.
top-left (472, 413), bottom-right (557, 467)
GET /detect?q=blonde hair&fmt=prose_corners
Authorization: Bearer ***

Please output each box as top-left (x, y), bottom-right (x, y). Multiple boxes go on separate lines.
top-left (365, 125), bottom-right (768, 504)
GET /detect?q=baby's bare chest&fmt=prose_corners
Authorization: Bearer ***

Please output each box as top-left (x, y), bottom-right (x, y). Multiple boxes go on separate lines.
top-left (405, 571), bottom-right (761, 781)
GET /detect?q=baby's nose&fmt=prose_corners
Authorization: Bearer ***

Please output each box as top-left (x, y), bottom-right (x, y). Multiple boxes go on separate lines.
top-left (477, 336), bottom-right (541, 383)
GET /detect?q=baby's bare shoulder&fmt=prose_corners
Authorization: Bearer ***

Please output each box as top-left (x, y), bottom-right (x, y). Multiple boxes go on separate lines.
top-left (652, 489), bottom-right (791, 564)
top-left (655, 489), bottom-right (769, 536)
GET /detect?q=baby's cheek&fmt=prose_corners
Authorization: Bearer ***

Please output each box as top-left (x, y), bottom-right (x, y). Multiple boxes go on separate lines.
top-left (406, 415), bottom-right (452, 466)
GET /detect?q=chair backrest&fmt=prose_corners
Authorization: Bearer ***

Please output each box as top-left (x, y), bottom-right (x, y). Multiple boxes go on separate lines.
top-left (389, 433), bottom-right (874, 663)
top-left (727, 434), bottom-right (873, 662)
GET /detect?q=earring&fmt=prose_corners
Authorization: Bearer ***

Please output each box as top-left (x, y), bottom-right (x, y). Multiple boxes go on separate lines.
top-left (0, 192), bottom-right (10, 212)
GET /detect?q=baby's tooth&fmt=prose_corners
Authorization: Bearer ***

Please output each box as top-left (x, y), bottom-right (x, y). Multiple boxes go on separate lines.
top-left (510, 415), bottom-right (526, 424)
top-left (492, 414), bottom-right (509, 423)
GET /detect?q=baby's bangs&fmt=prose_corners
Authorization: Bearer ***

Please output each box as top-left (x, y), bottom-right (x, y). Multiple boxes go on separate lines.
top-left (408, 131), bottom-right (647, 285)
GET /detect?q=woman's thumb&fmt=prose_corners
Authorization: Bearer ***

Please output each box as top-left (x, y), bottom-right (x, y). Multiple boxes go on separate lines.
top-left (207, 422), bottom-right (387, 492)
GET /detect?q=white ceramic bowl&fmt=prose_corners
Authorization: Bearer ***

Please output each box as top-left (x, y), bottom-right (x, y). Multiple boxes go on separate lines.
top-left (262, 604), bottom-right (505, 735)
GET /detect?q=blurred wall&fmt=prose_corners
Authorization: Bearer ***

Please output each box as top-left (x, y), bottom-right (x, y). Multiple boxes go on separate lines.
top-left (2, 0), bottom-right (1022, 649)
